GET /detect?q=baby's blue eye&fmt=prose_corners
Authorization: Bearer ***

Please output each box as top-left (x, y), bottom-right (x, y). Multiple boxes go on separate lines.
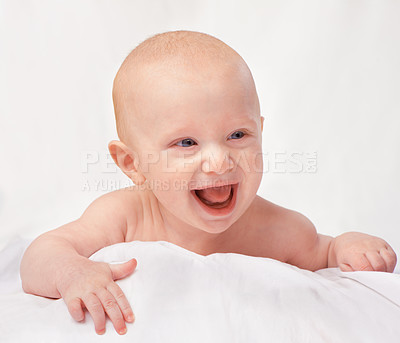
top-left (176, 138), bottom-right (197, 147)
top-left (229, 131), bottom-right (245, 139)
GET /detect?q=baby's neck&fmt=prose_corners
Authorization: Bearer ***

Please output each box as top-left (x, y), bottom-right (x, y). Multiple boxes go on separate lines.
top-left (157, 201), bottom-right (230, 256)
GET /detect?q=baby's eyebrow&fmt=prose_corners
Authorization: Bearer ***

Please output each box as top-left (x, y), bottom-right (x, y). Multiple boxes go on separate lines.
top-left (229, 117), bottom-right (259, 128)
top-left (161, 126), bottom-right (194, 139)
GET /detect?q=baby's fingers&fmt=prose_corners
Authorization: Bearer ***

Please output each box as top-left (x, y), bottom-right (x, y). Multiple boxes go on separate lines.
top-left (380, 247), bottom-right (397, 273)
top-left (107, 282), bottom-right (134, 323)
top-left (67, 297), bottom-right (85, 322)
top-left (82, 293), bottom-right (106, 335)
top-left (96, 288), bottom-right (127, 335)
top-left (365, 251), bottom-right (387, 272)
top-left (338, 263), bottom-right (354, 272)
top-left (345, 253), bottom-right (374, 272)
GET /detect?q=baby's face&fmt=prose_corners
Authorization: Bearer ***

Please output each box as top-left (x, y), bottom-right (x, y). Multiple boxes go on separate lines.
top-left (127, 59), bottom-right (263, 233)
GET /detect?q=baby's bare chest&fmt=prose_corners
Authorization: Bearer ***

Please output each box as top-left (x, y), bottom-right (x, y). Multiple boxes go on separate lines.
top-left (123, 192), bottom-right (290, 262)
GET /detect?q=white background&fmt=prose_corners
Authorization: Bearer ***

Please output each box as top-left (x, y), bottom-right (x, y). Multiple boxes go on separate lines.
top-left (1, 1), bottom-right (399, 257)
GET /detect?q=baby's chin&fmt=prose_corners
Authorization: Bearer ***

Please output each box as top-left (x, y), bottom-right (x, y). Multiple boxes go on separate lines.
top-left (189, 211), bottom-right (247, 236)
top-left (193, 220), bottom-right (234, 234)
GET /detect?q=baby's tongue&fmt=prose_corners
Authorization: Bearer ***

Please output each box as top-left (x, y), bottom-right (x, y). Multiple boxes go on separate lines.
top-left (196, 185), bottom-right (231, 203)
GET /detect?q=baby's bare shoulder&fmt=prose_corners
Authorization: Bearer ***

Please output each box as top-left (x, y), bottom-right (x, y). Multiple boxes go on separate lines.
top-left (237, 196), bottom-right (317, 261)
top-left (84, 185), bottom-right (142, 214)
top-left (97, 185), bottom-right (146, 220)
top-left (247, 195), bottom-right (312, 228)
top-left (103, 185), bottom-right (144, 207)
top-left (42, 186), bottom-right (146, 257)
top-left (78, 185), bottom-right (146, 240)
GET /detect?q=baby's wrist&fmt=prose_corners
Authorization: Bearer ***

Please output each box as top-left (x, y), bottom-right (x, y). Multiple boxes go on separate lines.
top-left (327, 237), bottom-right (338, 268)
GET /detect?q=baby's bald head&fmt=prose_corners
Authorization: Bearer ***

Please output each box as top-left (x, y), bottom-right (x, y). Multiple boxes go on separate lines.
top-left (112, 30), bottom-right (259, 145)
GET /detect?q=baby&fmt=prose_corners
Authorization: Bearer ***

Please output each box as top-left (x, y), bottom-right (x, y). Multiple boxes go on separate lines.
top-left (20, 30), bottom-right (397, 336)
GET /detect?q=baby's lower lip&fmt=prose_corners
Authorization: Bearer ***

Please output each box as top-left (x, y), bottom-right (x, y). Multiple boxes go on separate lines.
top-left (191, 183), bottom-right (238, 217)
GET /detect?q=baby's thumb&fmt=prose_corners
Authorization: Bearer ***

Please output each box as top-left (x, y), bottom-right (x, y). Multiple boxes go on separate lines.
top-left (109, 258), bottom-right (137, 281)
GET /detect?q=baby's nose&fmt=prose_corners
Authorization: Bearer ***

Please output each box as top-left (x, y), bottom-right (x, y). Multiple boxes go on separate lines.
top-left (201, 147), bottom-right (234, 175)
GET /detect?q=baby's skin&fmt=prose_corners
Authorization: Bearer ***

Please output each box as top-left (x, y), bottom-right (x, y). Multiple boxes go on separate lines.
top-left (20, 31), bottom-right (397, 336)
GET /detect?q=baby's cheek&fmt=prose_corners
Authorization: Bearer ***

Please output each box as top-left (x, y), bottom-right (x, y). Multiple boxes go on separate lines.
top-left (234, 149), bottom-right (263, 174)
top-left (252, 152), bottom-right (264, 173)
top-left (172, 156), bottom-right (199, 173)
top-left (155, 186), bottom-right (189, 213)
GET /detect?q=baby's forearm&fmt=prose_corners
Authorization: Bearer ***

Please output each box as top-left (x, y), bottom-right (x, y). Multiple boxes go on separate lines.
top-left (20, 233), bottom-right (87, 298)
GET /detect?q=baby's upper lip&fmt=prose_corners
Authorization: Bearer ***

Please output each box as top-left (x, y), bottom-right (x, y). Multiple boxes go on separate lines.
top-left (189, 179), bottom-right (239, 191)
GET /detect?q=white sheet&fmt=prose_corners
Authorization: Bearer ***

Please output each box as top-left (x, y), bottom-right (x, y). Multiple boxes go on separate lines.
top-left (1, 236), bottom-right (400, 342)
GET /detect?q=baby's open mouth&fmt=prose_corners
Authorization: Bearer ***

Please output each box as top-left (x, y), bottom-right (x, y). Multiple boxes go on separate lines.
top-left (191, 183), bottom-right (238, 216)
top-left (194, 184), bottom-right (234, 209)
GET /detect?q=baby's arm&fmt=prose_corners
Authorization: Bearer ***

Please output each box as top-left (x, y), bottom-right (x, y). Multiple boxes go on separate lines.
top-left (20, 189), bottom-right (137, 335)
top-left (285, 212), bottom-right (397, 272)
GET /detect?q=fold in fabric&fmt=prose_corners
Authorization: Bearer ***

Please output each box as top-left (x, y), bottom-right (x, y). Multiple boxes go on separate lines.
top-left (1, 238), bottom-right (399, 342)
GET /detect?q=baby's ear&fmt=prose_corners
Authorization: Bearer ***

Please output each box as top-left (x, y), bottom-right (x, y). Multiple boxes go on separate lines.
top-left (260, 116), bottom-right (265, 132)
top-left (108, 140), bottom-right (146, 185)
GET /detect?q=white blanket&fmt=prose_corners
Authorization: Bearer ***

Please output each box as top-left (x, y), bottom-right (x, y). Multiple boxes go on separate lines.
top-left (1, 236), bottom-right (400, 342)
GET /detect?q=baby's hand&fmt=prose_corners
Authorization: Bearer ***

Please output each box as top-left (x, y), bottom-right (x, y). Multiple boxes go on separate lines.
top-left (56, 257), bottom-right (137, 335)
top-left (331, 232), bottom-right (397, 272)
